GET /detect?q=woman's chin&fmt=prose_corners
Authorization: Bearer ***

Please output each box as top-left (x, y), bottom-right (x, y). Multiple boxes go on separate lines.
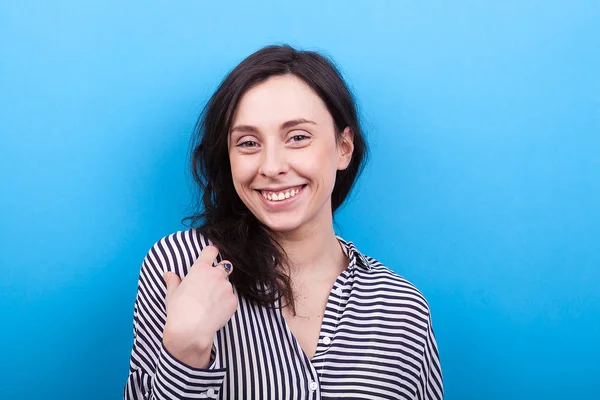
top-left (259, 215), bottom-right (304, 234)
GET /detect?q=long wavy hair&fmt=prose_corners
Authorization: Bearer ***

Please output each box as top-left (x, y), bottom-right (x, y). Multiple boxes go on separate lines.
top-left (182, 45), bottom-right (368, 312)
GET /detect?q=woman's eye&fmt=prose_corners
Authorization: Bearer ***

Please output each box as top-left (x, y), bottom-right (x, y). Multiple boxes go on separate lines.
top-left (290, 134), bottom-right (309, 142)
top-left (237, 140), bottom-right (258, 148)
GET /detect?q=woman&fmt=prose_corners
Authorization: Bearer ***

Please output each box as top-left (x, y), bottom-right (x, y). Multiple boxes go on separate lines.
top-left (124, 45), bottom-right (443, 400)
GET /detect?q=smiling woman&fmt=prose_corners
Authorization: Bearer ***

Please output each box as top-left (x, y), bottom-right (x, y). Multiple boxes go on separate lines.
top-left (124, 45), bottom-right (443, 400)
top-left (228, 75), bottom-right (354, 235)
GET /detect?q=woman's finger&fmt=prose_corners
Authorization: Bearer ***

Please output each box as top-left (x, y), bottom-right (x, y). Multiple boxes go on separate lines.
top-left (215, 260), bottom-right (233, 277)
top-left (191, 245), bottom-right (220, 269)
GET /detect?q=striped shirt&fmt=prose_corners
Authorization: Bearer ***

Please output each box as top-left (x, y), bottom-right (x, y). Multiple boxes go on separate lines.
top-left (124, 229), bottom-right (443, 400)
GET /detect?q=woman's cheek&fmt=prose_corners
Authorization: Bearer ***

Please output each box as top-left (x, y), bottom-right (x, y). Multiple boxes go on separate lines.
top-left (230, 156), bottom-right (253, 182)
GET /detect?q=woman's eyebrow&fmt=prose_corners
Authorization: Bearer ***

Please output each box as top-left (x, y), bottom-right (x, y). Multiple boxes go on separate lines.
top-left (231, 118), bottom-right (317, 135)
top-left (280, 118), bottom-right (317, 130)
top-left (230, 124), bottom-right (259, 135)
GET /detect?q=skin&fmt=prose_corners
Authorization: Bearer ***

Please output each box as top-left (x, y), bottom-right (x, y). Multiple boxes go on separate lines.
top-left (163, 74), bottom-right (355, 366)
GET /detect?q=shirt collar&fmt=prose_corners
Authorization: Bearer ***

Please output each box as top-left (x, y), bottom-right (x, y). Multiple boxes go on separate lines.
top-left (336, 236), bottom-right (371, 271)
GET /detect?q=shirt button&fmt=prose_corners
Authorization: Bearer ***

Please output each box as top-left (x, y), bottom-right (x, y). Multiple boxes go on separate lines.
top-left (207, 388), bottom-right (215, 397)
top-left (335, 287), bottom-right (343, 296)
top-left (309, 381), bottom-right (318, 391)
top-left (323, 336), bottom-right (331, 345)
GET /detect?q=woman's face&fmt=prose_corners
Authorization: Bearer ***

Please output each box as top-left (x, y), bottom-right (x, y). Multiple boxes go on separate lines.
top-left (228, 74), bottom-right (354, 234)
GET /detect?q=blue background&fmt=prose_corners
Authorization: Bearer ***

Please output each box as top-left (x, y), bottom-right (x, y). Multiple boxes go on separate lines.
top-left (1, 1), bottom-right (599, 399)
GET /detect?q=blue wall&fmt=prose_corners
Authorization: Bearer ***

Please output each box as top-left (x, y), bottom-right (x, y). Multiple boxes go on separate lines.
top-left (1, 1), bottom-right (598, 399)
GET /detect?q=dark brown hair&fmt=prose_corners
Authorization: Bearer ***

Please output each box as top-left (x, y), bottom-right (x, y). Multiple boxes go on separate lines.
top-left (183, 45), bottom-right (368, 312)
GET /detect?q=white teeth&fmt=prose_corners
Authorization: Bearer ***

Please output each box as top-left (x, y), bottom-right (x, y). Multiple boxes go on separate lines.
top-left (261, 187), bottom-right (302, 202)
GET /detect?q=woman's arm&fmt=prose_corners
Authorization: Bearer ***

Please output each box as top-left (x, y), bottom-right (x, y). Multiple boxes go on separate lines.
top-left (415, 310), bottom-right (444, 400)
top-left (123, 239), bottom-right (228, 400)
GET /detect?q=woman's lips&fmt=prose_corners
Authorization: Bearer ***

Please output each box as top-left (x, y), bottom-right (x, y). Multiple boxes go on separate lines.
top-left (257, 184), bottom-right (306, 209)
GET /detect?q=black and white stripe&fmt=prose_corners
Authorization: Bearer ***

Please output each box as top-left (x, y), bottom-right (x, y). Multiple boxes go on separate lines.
top-left (124, 229), bottom-right (443, 399)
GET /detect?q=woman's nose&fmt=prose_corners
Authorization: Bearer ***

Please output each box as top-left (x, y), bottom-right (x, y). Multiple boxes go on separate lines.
top-left (259, 145), bottom-right (288, 177)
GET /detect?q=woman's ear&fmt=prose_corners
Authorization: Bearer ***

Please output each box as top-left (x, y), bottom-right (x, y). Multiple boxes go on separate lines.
top-left (337, 127), bottom-right (355, 170)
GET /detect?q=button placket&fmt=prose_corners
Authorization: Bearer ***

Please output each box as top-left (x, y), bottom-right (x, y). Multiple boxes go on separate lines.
top-left (199, 388), bottom-right (216, 399)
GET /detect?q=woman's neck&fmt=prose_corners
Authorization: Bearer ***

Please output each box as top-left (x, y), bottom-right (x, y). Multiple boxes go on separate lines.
top-left (276, 222), bottom-right (347, 280)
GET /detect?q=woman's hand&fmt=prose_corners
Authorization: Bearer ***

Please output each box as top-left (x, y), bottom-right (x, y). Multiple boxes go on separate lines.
top-left (161, 245), bottom-right (237, 368)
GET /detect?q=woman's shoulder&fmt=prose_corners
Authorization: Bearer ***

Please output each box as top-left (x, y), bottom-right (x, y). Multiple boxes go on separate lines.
top-left (349, 247), bottom-right (433, 318)
top-left (139, 228), bottom-right (212, 277)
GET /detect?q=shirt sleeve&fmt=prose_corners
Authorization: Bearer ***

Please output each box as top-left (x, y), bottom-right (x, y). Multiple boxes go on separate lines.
top-left (123, 241), bottom-right (227, 400)
top-left (415, 309), bottom-right (444, 400)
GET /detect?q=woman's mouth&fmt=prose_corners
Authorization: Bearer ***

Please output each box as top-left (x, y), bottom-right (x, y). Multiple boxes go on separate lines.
top-left (256, 185), bottom-right (307, 207)
top-left (259, 185), bottom-right (305, 201)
